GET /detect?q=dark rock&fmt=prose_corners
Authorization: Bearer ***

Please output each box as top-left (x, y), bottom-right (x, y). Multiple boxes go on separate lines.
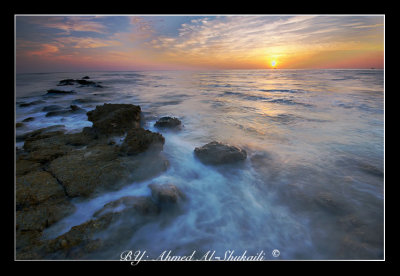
top-left (119, 128), bottom-right (165, 156)
top-left (48, 143), bottom-right (168, 198)
top-left (22, 117), bottom-right (35, 122)
top-left (46, 89), bottom-right (76, 95)
top-left (82, 76), bottom-right (90, 79)
top-left (148, 183), bottom-right (185, 205)
top-left (19, 100), bottom-right (45, 107)
top-left (17, 125), bottom-right (66, 143)
top-left (16, 198), bottom-right (75, 231)
top-left (16, 171), bottom-right (66, 208)
top-left (57, 79), bottom-right (75, 86)
top-left (87, 103), bottom-right (141, 135)
top-left (72, 98), bottom-right (94, 104)
top-left (70, 104), bottom-right (79, 111)
top-left (16, 122), bottom-right (24, 128)
top-left (16, 159), bottom-right (42, 176)
top-left (45, 105), bottom-right (85, 117)
top-left (42, 105), bottom-right (64, 112)
top-left (154, 116), bottom-right (182, 129)
top-left (194, 141), bottom-right (247, 165)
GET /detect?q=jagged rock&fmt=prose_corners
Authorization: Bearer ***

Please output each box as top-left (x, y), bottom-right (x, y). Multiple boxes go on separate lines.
top-left (87, 103), bottom-right (141, 135)
top-left (194, 141), bottom-right (247, 165)
top-left (119, 128), bottom-right (165, 155)
top-left (48, 144), bottom-right (168, 198)
top-left (154, 116), bottom-right (182, 129)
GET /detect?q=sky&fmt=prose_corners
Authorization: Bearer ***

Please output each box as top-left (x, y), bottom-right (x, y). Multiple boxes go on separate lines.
top-left (15, 15), bottom-right (384, 73)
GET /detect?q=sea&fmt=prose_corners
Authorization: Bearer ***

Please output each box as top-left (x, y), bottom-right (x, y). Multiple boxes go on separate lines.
top-left (15, 69), bottom-right (384, 260)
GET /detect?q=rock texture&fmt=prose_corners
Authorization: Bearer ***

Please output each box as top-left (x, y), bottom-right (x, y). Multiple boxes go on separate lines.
top-left (154, 116), bottom-right (182, 129)
top-left (87, 103), bottom-right (141, 135)
top-left (15, 103), bottom-right (172, 259)
top-left (194, 141), bottom-right (247, 165)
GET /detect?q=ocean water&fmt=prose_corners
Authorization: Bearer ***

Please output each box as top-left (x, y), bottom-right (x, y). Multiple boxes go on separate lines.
top-left (15, 69), bottom-right (384, 260)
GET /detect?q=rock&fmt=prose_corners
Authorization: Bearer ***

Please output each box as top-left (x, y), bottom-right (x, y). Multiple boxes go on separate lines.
top-left (42, 105), bottom-right (64, 112)
top-left (194, 141), bottom-right (247, 165)
top-left (94, 196), bottom-right (160, 218)
top-left (16, 125), bottom-right (65, 142)
top-left (16, 122), bottom-right (24, 128)
top-left (154, 116), bottom-right (182, 129)
top-left (72, 98), bottom-right (94, 104)
top-left (148, 183), bottom-right (185, 205)
top-left (44, 212), bottom-right (116, 257)
top-left (46, 89), bottom-right (76, 95)
top-left (119, 128), bottom-right (165, 155)
top-left (87, 103), bottom-right (141, 135)
top-left (48, 143), bottom-right (168, 198)
top-left (16, 159), bottom-right (41, 176)
top-left (70, 104), bottom-right (79, 111)
top-left (22, 117), bottom-right (35, 122)
top-left (82, 76), bottom-right (90, 79)
top-left (57, 79), bottom-right (75, 86)
top-left (45, 105), bottom-right (85, 117)
top-left (19, 100), bottom-right (45, 107)
top-left (57, 78), bottom-right (102, 88)
top-left (16, 171), bottom-right (66, 208)
top-left (16, 198), bottom-right (75, 231)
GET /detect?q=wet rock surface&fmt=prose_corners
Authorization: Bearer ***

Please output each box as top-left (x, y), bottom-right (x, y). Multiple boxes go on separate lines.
top-left (119, 128), bottom-right (165, 155)
top-left (87, 103), bottom-right (141, 135)
top-left (57, 77), bottom-right (103, 88)
top-left (154, 116), bottom-right (182, 129)
top-left (15, 103), bottom-right (174, 259)
top-left (194, 141), bottom-right (247, 165)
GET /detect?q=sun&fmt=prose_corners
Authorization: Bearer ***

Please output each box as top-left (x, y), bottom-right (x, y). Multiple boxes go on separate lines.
top-left (271, 60), bottom-right (277, 67)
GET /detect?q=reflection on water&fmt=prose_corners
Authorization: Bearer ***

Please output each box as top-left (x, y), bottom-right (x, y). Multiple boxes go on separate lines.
top-left (17, 69), bottom-right (384, 259)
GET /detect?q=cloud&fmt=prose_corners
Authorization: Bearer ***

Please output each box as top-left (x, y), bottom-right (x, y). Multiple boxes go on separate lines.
top-left (21, 16), bottom-right (108, 34)
top-left (145, 15), bottom-right (384, 68)
top-left (54, 37), bottom-right (122, 48)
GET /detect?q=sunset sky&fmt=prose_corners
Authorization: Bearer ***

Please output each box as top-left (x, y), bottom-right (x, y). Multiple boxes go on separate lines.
top-left (15, 15), bottom-right (384, 73)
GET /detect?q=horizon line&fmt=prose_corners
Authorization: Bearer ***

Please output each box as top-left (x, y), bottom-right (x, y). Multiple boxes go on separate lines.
top-left (15, 68), bottom-right (384, 74)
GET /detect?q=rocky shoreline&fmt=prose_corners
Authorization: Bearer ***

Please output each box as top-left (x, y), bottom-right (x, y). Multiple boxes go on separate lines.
top-left (16, 80), bottom-right (248, 259)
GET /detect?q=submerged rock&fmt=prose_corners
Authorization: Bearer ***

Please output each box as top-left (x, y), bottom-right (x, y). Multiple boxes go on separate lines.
top-left (154, 116), bottom-right (182, 129)
top-left (194, 141), bottom-right (247, 165)
top-left (45, 105), bottom-right (85, 117)
top-left (22, 117), bottom-right (35, 122)
top-left (148, 183), bottom-right (185, 205)
top-left (87, 103), bottom-right (141, 135)
top-left (94, 196), bottom-right (160, 218)
top-left (19, 100), bottom-right (45, 107)
top-left (57, 78), bottom-right (102, 88)
top-left (46, 89), bottom-right (76, 95)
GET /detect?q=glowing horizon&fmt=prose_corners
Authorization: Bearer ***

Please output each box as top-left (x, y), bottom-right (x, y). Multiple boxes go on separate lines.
top-left (15, 15), bottom-right (384, 73)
